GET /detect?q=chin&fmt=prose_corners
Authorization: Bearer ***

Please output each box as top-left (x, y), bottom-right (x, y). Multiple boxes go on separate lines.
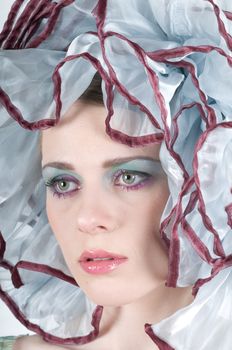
top-left (79, 280), bottom-right (157, 307)
top-left (72, 266), bottom-right (167, 307)
top-left (86, 291), bottom-right (138, 307)
top-left (78, 282), bottom-right (127, 306)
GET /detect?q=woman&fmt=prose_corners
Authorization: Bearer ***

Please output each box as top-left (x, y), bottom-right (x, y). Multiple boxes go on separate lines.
top-left (0, 0), bottom-right (232, 349)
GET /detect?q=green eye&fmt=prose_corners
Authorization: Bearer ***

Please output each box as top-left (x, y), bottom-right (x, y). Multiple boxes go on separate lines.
top-left (57, 180), bottom-right (70, 192)
top-left (45, 175), bottom-right (81, 198)
top-left (113, 169), bottom-right (152, 191)
top-left (122, 173), bottom-right (136, 184)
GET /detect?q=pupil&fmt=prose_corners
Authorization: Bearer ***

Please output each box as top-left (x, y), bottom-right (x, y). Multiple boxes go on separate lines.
top-left (123, 173), bottom-right (135, 184)
top-left (58, 181), bottom-right (68, 190)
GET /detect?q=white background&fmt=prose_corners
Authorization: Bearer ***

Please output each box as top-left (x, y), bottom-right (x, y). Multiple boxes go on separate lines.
top-left (0, 0), bottom-right (34, 336)
top-left (1, 0), bottom-right (14, 26)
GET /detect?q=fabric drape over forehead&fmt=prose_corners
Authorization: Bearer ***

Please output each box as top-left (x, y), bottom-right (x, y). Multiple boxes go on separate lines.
top-left (0, 0), bottom-right (232, 349)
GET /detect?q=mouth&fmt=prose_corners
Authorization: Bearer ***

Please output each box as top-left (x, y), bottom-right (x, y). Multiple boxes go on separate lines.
top-left (85, 257), bottom-right (114, 261)
top-left (79, 250), bottom-right (128, 275)
top-left (79, 249), bottom-right (127, 262)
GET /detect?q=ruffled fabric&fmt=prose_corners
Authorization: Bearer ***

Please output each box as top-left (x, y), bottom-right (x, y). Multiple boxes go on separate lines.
top-left (148, 267), bottom-right (232, 349)
top-left (0, 0), bottom-right (232, 349)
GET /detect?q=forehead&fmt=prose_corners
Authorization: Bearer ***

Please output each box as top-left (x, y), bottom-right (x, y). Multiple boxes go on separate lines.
top-left (41, 101), bottom-right (161, 164)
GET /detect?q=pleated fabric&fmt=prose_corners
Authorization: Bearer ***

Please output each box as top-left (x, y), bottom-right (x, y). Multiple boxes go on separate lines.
top-left (1, 0), bottom-right (232, 348)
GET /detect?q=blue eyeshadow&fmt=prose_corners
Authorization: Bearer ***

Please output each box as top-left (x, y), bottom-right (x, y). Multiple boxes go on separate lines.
top-left (110, 159), bottom-right (164, 176)
top-left (42, 167), bottom-right (82, 183)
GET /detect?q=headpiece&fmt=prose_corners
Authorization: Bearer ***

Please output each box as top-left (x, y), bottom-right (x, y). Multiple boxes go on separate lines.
top-left (0, 0), bottom-right (232, 348)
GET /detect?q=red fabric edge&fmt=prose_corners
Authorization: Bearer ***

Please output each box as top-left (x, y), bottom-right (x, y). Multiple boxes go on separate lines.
top-left (0, 285), bottom-right (103, 345)
top-left (145, 324), bottom-right (175, 350)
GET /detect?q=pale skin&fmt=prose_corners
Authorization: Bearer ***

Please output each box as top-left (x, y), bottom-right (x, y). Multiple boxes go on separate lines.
top-left (14, 101), bottom-right (193, 350)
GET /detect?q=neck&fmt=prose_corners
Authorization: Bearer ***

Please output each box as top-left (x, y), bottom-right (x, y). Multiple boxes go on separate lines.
top-left (98, 283), bottom-right (193, 350)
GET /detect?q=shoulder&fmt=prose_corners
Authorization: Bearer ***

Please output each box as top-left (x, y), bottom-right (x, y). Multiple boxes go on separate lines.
top-left (13, 335), bottom-right (56, 350)
top-left (13, 334), bottom-right (90, 350)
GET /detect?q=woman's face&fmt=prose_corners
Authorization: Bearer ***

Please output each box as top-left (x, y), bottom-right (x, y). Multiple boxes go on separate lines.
top-left (41, 101), bottom-right (170, 306)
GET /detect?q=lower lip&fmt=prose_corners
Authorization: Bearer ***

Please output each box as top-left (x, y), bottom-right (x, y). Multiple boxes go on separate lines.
top-left (79, 258), bottom-right (128, 275)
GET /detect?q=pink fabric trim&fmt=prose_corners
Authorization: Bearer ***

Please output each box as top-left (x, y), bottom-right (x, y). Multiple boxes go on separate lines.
top-left (43, 305), bottom-right (103, 345)
top-left (225, 204), bottom-right (232, 229)
top-left (93, 2), bottom-right (168, 146)
top-left (165, 59), bottom-right (216, 127)
top-left (102, 41), bottom-right (163, 131)
top-left (0, 0), bottom-right (24, 46)
top-left (0, 87), bottom-right (57, 130)
top-left (94, 0), bottom-right (164, 131)
top-left (224, 10), bottom-right (232, 20)
top-left (0, 230), bottom-right (77, 287)
top-left (28, 0), bottom-right (74, 48)
top-left (0, 230), bottom-right (104, 345)
top-left (0, 0), bottom-right (74, 50)
top-left (3, 0), bottom-right (41, 49)
top-left (193, 258), bottom-right (232, 296)
top-left (0, 232), bottom-right (6, 259)
top-left (207, 0), bottom-right (232, 51)
top-left (193, 127), bottom-right (226, 258)
top-left (188, 122), bottom-right (232, 293)
top-left (1, 0), bottom-right (232, 344)
top-left (148, 45), bottom-right (232, 67)
top-left (14, 261), bottom-right (77, 287)
top-left (171, 102), bottom-right (207, 174)
top-left (0, 285), bottom-right (103, 345)
top-left (16, 0), bottom-right (55, 49)
top-left (52, 51), bottom-right (110, 123)
top-left (182, 218), bottom-right (215, 266)
top-left (145, 324), bottom-right (175, 350)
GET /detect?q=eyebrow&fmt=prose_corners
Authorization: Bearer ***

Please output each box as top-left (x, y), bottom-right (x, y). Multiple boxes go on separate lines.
top-left (42, 156), bottom-right (160, 171)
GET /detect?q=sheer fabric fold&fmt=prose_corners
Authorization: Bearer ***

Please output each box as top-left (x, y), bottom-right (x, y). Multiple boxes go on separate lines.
top-left (0, 0), bottom-right (232, 348)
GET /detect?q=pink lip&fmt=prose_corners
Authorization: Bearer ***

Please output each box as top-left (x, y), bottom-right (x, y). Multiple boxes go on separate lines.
top-left (79, 250), bottom-right (128, 275)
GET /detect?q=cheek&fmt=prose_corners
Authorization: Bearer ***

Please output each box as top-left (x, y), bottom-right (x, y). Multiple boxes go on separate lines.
top-left (128, 180), bottom-right (169, 271)
top-left (130, 179), bottom-right (169, 232)
top-left (46, 201), bottom-right (79, 278)
top-left (46, 198), bottom-right (74, 256)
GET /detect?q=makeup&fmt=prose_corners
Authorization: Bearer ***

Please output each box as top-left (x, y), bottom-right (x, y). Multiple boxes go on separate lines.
top-left (79, 250), bottom-right (128, 275)
top-left (106, 158), bottom-right (165, 190)
top-left (108, 159), bottom-right (164, 182)
top-left (42, 167), bottom-right (82, 198)
top-left (42, 166), bottom-right (82, 183)
top-left (110, 159), bottom-right (164, 175)
top-left (42, 158), bottom-right (165, 197)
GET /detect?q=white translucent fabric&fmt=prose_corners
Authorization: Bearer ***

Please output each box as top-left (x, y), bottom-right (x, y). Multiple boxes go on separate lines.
top-left (153, 268), bottom-right (232, 350)
top-left (0, 50), bottom-right (64, 124)
top-left (1, 0), bottom-right (232, 349)
top-left (0, 270), bottom-right (98, 339)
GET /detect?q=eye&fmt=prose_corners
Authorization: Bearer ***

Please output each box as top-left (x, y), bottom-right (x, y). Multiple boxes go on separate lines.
top-left (55, 179), bottom-right (75, 192)
top-left (121, 173), bottom-right (137, 185)
top-left (45, 175), bottom-right (81, 198)
top-left (113, 170), bottom-right (152, 190)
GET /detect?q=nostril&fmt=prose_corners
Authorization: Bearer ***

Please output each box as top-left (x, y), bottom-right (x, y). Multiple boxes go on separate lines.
top-left (98, 225), bottom-right (107, 230)
top-left (77, 214), bottom-right (116, 234)
top-left (77, 222), bottom-right (109, 234)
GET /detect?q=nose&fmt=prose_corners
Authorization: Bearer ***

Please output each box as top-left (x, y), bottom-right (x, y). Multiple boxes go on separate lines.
top-left (76, 191), bottom-right (119, 235)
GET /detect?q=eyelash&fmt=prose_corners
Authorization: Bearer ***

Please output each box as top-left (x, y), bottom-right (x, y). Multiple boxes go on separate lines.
top-left (45, 171), bottom-right (152, 199)
top-left (112, 169), bottom-right (152, 191)
top-left (45, 176), bottom-right (81, 199)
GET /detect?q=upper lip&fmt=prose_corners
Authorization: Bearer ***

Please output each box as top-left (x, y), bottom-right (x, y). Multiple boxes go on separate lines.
top-left (79, 249), bottom-right (128, 262)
